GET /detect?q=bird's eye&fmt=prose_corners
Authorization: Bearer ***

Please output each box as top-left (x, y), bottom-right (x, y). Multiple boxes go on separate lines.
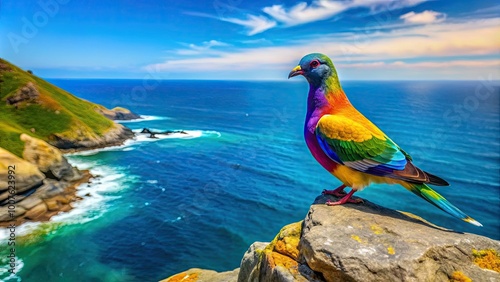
top-left (310, 60), bottom-right (320, 68)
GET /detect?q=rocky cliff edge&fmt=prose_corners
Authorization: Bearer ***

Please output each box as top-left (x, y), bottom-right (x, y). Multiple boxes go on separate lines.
top-left (162, 195), bottom-right (500, 282)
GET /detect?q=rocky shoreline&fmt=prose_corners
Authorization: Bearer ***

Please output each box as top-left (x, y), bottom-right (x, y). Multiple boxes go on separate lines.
top-left (0, 62), bottom-right (141, 230)
top-left (0, 108), bottom-right (138, 228)
top-left (52, 123), bottom-right (134, 152)
top-left (162, 195), bottom-right (500, 282)
top-left (0, 134), bottom-right (96, 226)
top-left (0, 171), bottom-right (92, 228)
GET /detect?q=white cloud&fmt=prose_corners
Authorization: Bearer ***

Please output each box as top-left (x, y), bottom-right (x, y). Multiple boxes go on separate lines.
top-left (400, 10), bottom-right (446, 24)
top-left (262, 0), bottom-right (428, 27)
top-left (263, 1), bottom-right (348, 26)
top-left (189, 40), bottom-right (229, 50)
top-left (175, 40), bottom-right (230, 55)
top-left (339, 60), bottom-right (500, 68)
top-left (146, 17), bottom-right (500, 79)
top-left (183, 12), bottom-right (276, 36)
top-left (220, 15), bottom-right (277, 36)
top-left (187, 0), bottom-right (427, 35)
top-left (241, 38), bottom-right (273, 45)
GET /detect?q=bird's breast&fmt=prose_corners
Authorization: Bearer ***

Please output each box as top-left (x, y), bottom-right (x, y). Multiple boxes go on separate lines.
top-left (304, 130), bottom-right (337, 172)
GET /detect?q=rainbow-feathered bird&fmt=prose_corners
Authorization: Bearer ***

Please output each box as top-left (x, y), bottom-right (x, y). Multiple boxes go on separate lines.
top-left (289, 53), bottom-right (481, 226)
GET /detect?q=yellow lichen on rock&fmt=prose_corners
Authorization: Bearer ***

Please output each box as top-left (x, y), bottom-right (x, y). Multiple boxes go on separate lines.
top-left (472, 249), bottom-right (500, 272)
top-left (269, 252), bottom-right (299, 273)
top-left (265, 221), bottom-right (302, 260)
top-left (387, 246), bottom-right (395, 255)
top-left (351, 234), bottom-right (364, 243)
top-left (253, 221), bottom-right (303, 279)
top-left (449, 271), bottom-right (472, 282)
top-left (271, 221), bottom-right (302, 260)
top-left (161, 268), bottom-right (239, 282)
top-left (163, 272), bottom-right (199, 282)
top-left (370, 224), bottom-right (384, 235)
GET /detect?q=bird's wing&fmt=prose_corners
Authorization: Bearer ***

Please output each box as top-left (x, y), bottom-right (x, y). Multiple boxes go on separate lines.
top-left (315, 114), bottom-right (446, 185)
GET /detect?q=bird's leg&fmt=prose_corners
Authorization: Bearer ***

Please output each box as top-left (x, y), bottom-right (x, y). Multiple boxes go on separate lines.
top-left (322, 184), bottom-right (347, 197)
top-left (326, 189), bottom-right (364, 206)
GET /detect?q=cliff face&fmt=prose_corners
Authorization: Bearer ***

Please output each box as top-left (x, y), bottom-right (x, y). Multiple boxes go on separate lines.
top-left (95, 106), bottom-right (141, 121)
top-left (49, 123), bottom-right (134, 151)
top-left (0, 58), bottom-right (139, 226)
top-left (0, 135), bottom-right (91, 226)
top-left (0, 58), bottom-right (135, 156)
top-left (163, 195), bottom-right (500, 282)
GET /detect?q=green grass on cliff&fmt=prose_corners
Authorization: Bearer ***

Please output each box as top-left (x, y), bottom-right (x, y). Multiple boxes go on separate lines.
top-left (0, 58), bottom-right (115, 157)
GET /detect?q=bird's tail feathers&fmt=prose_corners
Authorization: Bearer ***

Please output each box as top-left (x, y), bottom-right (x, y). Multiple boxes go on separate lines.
top-left (404, 183), bottom-right (482, 227)
top-left (424, 171), bottom-right (449, 186)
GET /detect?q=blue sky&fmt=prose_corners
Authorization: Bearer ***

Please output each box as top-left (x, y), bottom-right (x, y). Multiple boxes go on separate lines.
top-left (1, 0), bottom-right (499, 80)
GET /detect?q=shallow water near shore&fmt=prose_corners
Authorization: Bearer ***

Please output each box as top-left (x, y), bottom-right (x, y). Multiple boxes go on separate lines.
top-left (1, 80), bottom-right (499, 281)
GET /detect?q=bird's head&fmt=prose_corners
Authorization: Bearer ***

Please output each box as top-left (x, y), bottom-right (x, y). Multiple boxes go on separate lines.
top-left (288, 53), bottom-right (338, 88)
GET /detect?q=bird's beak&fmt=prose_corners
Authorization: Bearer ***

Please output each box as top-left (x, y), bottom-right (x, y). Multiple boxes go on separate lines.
top-left (288, 65), bottom-right (303, 79)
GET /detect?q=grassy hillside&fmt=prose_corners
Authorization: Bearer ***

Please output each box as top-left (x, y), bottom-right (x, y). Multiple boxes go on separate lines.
top-left (0, 58), bottom-right (115, 157)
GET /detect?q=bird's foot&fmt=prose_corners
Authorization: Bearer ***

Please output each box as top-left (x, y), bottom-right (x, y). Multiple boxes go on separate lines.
top-left (322, 189), bottom-right (347, 197)
top-left (326, 198), bottom-right (364, 206)
top-left (322, 184), bottom-right (347, 197)
top-left (325, 189), bottom-right (363, 206)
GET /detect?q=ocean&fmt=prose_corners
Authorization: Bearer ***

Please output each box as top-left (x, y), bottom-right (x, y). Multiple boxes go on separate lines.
top-left (1, 79), bottom-right (499, 281)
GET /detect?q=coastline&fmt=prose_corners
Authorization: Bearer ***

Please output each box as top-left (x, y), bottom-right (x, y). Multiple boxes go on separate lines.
top-left (0, 119), bottom-right (137, 230)
top-left (0, 170), bottom-right (92, 228)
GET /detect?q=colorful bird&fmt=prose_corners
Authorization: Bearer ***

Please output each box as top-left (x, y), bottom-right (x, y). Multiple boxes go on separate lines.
top-left (288, 53), bottom-right (481, 226)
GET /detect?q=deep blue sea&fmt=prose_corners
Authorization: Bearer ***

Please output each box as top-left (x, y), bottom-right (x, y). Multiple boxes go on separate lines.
top-left (1, 80), bottom-right (499, 281)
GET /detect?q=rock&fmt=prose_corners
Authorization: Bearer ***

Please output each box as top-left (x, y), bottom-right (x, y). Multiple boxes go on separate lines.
top-left (0, 62), bottom-right (10, 72)
top-left (239, 242), bottom-right (269, 281)
top-left (0, 147), bottom-right (45, 195)
top-left (161, 268), bottom-right (239, 282)
top-left (44, 199), bottom-right (60, 211)
top-left (17, 196), bottom-right (43, 210)
top-left (0, 205), bottom-right (26, 221)
top-left (238, 223), bottom-right (319, 282)
top-left (96, 106), bottom-right (141, 120)
top-left (0, 192), bottom-right (28, 205)
top-left (24, 203), bottom-right (48, 220)
top-left (50, 195), bottom-right (71, 205)
top-left (31, 179), bottom-right (66, 199)
top-left (6, 82), bottom-right (40, 106)
top-left (49, 123), bottom-right (134, 151)
top-left (21, 134), bottom-right (82, 181)
top-left (231, 195), bottom-right (500, 282)
top-left (166, 195), bottom-right (500, 282)
top-left (297, 195), bottom-right (500, 282)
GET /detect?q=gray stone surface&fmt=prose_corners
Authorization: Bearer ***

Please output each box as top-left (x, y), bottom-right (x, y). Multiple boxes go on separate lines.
top-left (298, 195), bottom-right (500, 282)
top-left (238, 242), bottom-right (269, 282)
top-left (17, 196), bottom-right (43, 210)
top-left (163, 195), bottom-right (500, 282)
top-left (31, 179), bottom-right (67, 199)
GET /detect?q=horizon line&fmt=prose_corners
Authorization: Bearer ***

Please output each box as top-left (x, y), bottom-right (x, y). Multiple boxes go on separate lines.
top-left (43, 77), bottom-right (500, 82)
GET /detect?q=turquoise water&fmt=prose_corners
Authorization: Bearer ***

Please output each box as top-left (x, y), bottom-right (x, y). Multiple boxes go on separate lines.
top-left (1, 80), bottom-right (499, 281)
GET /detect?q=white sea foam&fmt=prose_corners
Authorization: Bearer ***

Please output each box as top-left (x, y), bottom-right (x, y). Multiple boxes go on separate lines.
top-left (202, 130), bottom-right (222, 138)
top-left (67, 130), bottom-right (220, 157)
top-left (0, 127), bottom-right (220, 247)
top-left (0, 257), bottom-right (24, 281)
top-left (114, 115), bottom-right (169, 123)
top-left (0, 163), bottom-right (134, 242)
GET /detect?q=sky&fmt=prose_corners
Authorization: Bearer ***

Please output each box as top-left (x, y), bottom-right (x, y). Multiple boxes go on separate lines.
top-left (0, 0), bottom-right (499, 80)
